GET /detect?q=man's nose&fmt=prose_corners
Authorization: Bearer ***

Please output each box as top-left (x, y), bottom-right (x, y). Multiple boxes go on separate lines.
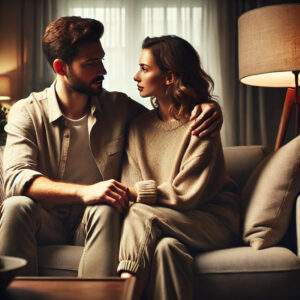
top-left (98, 61), bottom-right (107, 75)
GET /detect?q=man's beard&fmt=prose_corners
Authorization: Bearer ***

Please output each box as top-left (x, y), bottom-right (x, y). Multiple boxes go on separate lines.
top-left (66, 68), bottom-right (104, 96)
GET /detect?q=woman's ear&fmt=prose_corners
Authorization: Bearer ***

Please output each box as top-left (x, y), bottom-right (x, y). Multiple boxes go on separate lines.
top-left (165, 71), bottom-right (176, 86)
top-left (53, 59), bottom-right (67, 75)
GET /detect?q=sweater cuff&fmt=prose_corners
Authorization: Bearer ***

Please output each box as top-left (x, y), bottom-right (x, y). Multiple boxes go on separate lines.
top-left (135, 180), bottom-right (157, 204)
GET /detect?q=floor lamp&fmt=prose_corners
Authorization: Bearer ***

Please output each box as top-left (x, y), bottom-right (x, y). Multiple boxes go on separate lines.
top-left (238, 4), bottom-right (300, 151)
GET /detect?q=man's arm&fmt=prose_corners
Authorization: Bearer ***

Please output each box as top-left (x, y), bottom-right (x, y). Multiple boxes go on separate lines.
top-left (24, 176), bottom-right (129, 213)
top-left (189, 100), bottom-right (223, 137)
top-left (4, 99), bottom-right (128, 213)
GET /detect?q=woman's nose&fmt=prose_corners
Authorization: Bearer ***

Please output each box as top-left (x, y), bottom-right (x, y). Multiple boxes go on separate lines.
top-left (134, 71), bottom-right (140, 82)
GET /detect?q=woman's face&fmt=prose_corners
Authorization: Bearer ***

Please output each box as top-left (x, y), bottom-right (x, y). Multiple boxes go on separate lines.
top-left (134, 49), bottom-right (167, 99)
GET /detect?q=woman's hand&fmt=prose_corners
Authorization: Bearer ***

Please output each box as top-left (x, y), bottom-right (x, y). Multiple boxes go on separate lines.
top-left (189, 101), bottom-right (223, 138)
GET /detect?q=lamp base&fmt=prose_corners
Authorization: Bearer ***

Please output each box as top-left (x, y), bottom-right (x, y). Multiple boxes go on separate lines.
top-left (274, 88), bottom-right (300, 151)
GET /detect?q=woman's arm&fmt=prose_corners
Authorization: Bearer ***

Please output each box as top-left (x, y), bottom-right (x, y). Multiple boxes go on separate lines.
top-left (126, 134), bottom-right (226, 210)
top-left (156, 138), bottom-right (225, 210)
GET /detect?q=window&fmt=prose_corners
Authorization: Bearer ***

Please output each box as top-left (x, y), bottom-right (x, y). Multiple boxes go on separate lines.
top-left (65, 1), bottom-right (213, 109)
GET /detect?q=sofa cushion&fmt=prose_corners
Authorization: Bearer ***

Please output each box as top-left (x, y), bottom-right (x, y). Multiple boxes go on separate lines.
top-left (194, 247), bottom-right (300, 300)
top-left (242, 136), bottom-right (300, 250)
top-left (194, 246), bottom-right (300, 274)
top-left (38, 245), bottom-right (83, 276)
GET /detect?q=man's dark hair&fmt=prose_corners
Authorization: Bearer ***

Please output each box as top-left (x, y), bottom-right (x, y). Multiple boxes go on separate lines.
top-left (42, 16), bottom-right (104, 68)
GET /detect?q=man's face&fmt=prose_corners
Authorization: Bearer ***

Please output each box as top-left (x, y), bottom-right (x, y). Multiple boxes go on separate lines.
top-left (66, 41), bottom-right (107, 96)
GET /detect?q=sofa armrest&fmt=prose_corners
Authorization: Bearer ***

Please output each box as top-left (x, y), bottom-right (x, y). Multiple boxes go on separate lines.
top-left (296, 195), bottom-right (300, 256)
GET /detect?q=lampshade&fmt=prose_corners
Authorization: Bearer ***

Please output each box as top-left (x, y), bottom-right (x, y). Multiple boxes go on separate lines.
top-left (0, 75), bottom-right (11, 100)
top-left (238, 4), bottom-right (300, 87)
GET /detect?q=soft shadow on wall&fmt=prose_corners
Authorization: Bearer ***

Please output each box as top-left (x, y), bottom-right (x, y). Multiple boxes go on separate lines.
top-left (0, 0), bottom-right (55, 102)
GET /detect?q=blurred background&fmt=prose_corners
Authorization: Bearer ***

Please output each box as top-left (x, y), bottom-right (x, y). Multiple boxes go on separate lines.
top-left (0, 0), bottom-right (299, 147)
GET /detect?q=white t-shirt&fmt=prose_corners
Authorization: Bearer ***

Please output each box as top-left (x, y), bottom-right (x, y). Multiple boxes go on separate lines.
top-left (63, 114), bottom-right (102, 184)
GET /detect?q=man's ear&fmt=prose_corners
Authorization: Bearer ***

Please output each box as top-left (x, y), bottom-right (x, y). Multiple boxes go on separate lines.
top-left (53, 59), bottom-right (67, 75)
top-left (165, 71), bottom-right (176, 86)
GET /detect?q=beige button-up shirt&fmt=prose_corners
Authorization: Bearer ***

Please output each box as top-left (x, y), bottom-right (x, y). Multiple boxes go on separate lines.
top-left (3, 81), bottom-right (146, 198)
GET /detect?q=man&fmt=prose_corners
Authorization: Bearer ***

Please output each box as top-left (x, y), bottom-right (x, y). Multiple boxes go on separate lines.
top-left (0, 16), bottom-right (222, 276)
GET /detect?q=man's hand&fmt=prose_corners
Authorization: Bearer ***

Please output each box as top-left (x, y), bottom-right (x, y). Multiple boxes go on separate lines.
top-left (78, 179), bottom-right (129, 213)
top-left (189, 101), bottom-right (223, 138)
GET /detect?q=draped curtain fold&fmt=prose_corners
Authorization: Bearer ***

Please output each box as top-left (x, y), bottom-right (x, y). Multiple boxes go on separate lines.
top-left (20, 0), bottom-right (57, 96)
top-left (15, 0), bottom-right (295, 147)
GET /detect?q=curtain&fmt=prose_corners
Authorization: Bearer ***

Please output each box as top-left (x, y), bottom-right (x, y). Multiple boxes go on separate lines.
top-left (19, 0), bottom-right (58, 96)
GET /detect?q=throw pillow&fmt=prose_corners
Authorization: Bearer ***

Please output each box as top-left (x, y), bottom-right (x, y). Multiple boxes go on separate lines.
top-left (242, 135), bottom-right (300, 250)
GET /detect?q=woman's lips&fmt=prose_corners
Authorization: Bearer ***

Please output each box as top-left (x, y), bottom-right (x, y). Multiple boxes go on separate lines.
top-left (137, 85), bottom-right (143, 91)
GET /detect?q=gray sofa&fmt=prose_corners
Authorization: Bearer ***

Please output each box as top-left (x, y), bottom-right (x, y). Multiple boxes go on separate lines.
top-left (1, 145), bottom-right (300, 299)
top-left (195, 145), bottom-right (300, 300)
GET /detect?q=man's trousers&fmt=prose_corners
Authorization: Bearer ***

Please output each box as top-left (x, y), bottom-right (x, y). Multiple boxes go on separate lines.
top-left (0, 196), bottom-right (120, 276)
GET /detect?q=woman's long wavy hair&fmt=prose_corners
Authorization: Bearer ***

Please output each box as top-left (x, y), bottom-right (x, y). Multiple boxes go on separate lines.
top-left (142, 35), bottom-right (215, 120)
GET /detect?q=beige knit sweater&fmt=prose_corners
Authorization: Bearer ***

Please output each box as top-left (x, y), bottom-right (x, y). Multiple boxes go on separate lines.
top-left (121, 109), bottom-right (238, 212)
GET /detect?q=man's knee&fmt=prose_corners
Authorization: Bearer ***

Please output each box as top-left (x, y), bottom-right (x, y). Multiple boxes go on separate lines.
top-left (0, 196), bottom-right (39, 250)
top-left (83, 204), bottom-right (120, 232)
top-left (1, 196), bottom-right (37, 220)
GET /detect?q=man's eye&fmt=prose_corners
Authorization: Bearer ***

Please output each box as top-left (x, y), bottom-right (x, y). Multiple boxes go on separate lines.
top-left (142, 67), bottom-right (147, 72)
top-left (85, 62), bottom-right (100, 68)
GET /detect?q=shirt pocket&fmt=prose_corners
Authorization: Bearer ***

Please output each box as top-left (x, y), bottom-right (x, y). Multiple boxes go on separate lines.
top-left (107, 135), bottom-right (125, 156)
top-left (105, 135), bottom-right (125, 179)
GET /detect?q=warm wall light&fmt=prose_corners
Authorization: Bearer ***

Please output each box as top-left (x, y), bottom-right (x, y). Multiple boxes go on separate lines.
top-left (238, 4), bottom-right (300, 150)
top-left (0, 75), bottom-right (11, 101)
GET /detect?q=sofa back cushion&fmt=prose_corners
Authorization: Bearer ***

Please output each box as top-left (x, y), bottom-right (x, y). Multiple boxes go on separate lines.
top-left (223, 145), bottom-right (267, 191)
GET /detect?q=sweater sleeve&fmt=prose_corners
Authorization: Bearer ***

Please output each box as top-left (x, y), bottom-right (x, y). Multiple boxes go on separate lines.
top-left (121, 126), bottom-right (143, 188)
top-left (135, 136), bottom-right (226, 210)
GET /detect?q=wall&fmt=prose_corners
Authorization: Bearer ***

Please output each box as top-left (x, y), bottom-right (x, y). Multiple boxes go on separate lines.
top-left (0, 0), bottom-right (23, 100)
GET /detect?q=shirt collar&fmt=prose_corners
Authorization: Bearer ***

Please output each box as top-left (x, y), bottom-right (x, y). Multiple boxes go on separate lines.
top-left (48, 80), bottom-right (64, 123)
top-left (90, 93), bottom-right (103, 116)
top-left (47, 80), bottom-right (104, 123)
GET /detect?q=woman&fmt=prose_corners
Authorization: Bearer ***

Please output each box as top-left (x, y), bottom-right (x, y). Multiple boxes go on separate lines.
top-left (118, 35), bottom-right (240, 299)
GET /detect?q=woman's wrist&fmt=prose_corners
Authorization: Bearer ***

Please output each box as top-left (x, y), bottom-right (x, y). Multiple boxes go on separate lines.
top-left (128, 187), bottom-right (137, 202)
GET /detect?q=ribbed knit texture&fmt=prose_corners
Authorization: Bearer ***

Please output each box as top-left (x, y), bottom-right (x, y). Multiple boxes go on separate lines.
top-left (121, 109), bottom-right (237, 211)
top-left (135, 180), bottom-right (157, 204)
